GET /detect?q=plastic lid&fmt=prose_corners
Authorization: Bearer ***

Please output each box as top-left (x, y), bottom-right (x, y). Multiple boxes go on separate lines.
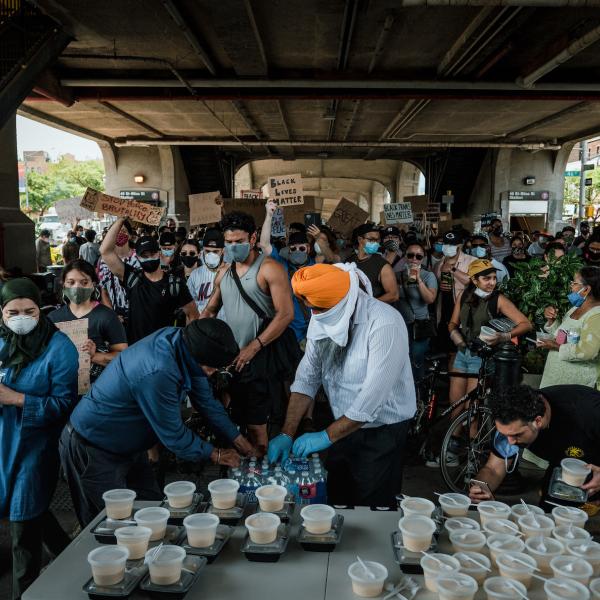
top-left (301, 504), bottom-right (335, 521)
top-left (102, 488), bottom-right (136, 502)
top-left (208, 478), bottom-right (240, 493)
top-left (497, 552), bottom-right (536, 572)
top-left (420, 553), bottom-right (459, 573)
top-left (526, 536), bottom-right (564, 554)
top-left (478, 500), bottom-right (510, 513)
top-left (245, 512), bottom-right (281, 530)
top-left (566, 540), bottom-right (600, 559)
top-left (554, 525), bottom-right (591, 541)
top-left (347, 560), bottom-right (388, 583)
top-left (445, 517), bottom-right (480, 532)
top-left (134, 507), bottom-right (170, 522)
top-left (561, 458), bottom-right (590, 473)
top-left (88, 545), bottom-right (129, 566)
top-left (553, 506), bottom-right (588, 520)
top-left (450, 531), bottom-right (485, 544)
top-left (164, 481), bottom-right (196, 496)
top-left (519, 513), bottom-right (554, 528)
top-left (453, 551), bottom-right (490, 571)
top-left (487, 534), bottom-right (525, 552)
top-left (183, 513), bottom-right (219, 528)
top-left (114, 526), bottom-right (152, 541)
top-left (439, 493), bottom-right (470, 506)
top-left (544, 577), bottom-right (591, 599)
top-left (145, 545), bottom-right (186, 566)
top-left (437, 573), bottom-right (477, 594)
top-left (484, 576), bottom-right (527, 597)
top-left (256, 485), bottom-right (287, 499)
top-left (551, 555), bottom-right (594, 576)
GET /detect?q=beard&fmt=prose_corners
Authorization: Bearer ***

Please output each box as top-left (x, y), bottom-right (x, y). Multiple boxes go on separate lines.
top-left (314, 326), bottom-right (353, 375)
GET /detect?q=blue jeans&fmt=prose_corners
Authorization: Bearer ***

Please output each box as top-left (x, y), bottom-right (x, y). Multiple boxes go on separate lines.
top-left (407, 322), bottom-right (431, 382)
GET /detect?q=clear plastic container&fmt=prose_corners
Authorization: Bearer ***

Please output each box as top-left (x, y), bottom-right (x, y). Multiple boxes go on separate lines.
top-left (510, 503), bottom-right (544, 523)
top-left (245, 512), bottom-right (280, 545)
top-left (517, 513), bottom-right (554, 539)
top-left (544, 577), bottom-right (591, 600)
top-left (208, 479), bottom-right (240, 510)
top-left (183, 513), bottom-right (220, 548)
top-left (146, 545), bottom-right (186, 586)
top-left (486, 534), bottom-right (525, 568)
top-left (552, 506), bottom-right (589, 528)
top-left (560, 458), bottom-right (591, 487)
top-left (453, 551), bottom-right (491, 584)
top-left (590, 578), bottom-right (600, 599)
top-left (484, 576), bottom-right (528, 600)
top-left (483, 518), bottom-right (520, 537)
top-left (553, 525), bottom-right (592, 546)
top-left (347, 560), bottom-right (387, 597)
top-left (300, 504), bottom-right (336, 534)
top-left (102, 489), bottom-right (136, 520)
top-left (496, 552), bottom-right (538, 589)
top-left (565, 539), bottom-right (600, 576)
top-left (400, 497), bottom-right (435, 518)
top-left (420, 553), bottom-right (460, 592)
top-left (436, 573), bottom-right (478, 600)
top-left (133, 507), bottom-right (170, 541)
top-left (87, 545), bottom-right (130, 586)
top-left (255, 484), bottom-right (287, 512)
top-left (398, 515), bottom-right (436, 552)
top-left (444, 517), bottom-right (480, 535)
top-left (114, 525), bottom-right (152, 560)
top-left (438, 493), bottom-right (471, 517)
top-left (164, 481), bottom-right (196, 509)
top-left (524, 535), bottom-right (565, 574)
top-left (550, 555), bottom-right (594, 585)
top-left (477, 500), bottom-right (511, 526)
top-left (449, 530), bottom-right (487, 553)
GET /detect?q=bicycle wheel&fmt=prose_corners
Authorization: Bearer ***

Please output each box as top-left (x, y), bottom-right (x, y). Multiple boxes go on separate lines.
top-left (439, 404), bottom-right (495, 493)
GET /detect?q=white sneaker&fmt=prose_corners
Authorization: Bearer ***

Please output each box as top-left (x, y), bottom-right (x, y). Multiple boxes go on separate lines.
top-left (425, 452), bottom-right (459, 468)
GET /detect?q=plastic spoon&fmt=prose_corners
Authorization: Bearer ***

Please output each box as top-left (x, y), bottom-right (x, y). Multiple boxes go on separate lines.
top-left (435, 492), bottom-right (464, 505)
top-left (505, 555), bottom-right (540, 572)
top-left (145, 542), bottom-right (163, 565)
top-left (420, 551), bottom-right (453, 571)
top-left (461, 554), bottom-right (492, 572)
top-left (506, 580), bottom-right (529, 600)
top-left (383, 583), bottom-right (409, 600)
top-left (520, 498), bottom-right (540, 526)
top-left (356, 555), bottom-right (376, 579)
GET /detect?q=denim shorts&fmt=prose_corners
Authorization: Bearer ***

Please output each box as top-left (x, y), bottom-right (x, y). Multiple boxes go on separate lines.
top-left (453, 348), bottom-right (482, 374)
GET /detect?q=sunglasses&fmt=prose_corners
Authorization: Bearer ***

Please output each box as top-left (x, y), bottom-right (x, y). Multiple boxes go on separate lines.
top-left (180, 251), bottom-right (198, 257)
top-left (406, 252), bottom-right (424, 260)
top-left (471, 243), bottom-right (487, 248)
top-left (289, 245), bottom-right (308, 252)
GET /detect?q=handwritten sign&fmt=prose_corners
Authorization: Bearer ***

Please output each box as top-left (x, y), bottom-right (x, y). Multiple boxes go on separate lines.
top-left (326, 198), bottom-right (369, 237)
top-left (221, 197), bottom-right (266, 227)
top-left (54, 197), bottom-right (95, 223)
top-left (271, 208), bottom-right (286, 237)
top-left (80, 188), bottom-right (164, 226)
top-left (268, 173), bottom-right (304, 207)
top-left (426, 202), bottom-right (441, 222)
top-left (189, 191), bottom-right (222, 225)
top-left (241, 189), bottom-right (263, 199)
top-left (384, 202), bottom-right (413, 224)
top-left (55, 319), bottom-right (90, 395)
top-left (403, 195), bottom-right (429, 213)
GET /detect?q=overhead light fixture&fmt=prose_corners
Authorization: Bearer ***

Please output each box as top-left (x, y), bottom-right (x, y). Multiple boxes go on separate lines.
top-left (134, 174), bottom-right (145, 183)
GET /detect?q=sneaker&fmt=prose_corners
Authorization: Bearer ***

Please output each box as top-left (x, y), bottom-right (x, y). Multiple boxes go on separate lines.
top-left (425, 452), bottom-right (459, 468)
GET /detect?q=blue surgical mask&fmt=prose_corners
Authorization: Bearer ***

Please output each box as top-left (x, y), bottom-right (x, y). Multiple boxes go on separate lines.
top-left (224, 242), bottom-right (251, 263)
top-left (161, 248), bottom-right (175, 257)
top-left (568, 287), bottom-right (587, 307)
top-left (434, 243), bottom-right (444, 253)
top-left (472, 246), bottom-right (487, 259)
top-left (336, 238), bottom-right (346, 249)
top-left (364, 241), bottom-right (380, 255)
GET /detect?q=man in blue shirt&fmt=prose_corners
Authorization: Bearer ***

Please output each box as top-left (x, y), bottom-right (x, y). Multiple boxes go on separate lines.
top-left (59, 319), bottom-right (254, 526)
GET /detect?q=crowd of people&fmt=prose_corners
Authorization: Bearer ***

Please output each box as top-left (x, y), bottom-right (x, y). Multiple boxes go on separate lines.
top-left (2, 207), bottom-right (600, 598)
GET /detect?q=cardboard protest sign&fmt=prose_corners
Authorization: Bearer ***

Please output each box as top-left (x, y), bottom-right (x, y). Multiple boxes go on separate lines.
top-left (241, 189), bottom-right (262, 199)
top-left (281, 197), bottom-right (316, 228)
top-left (81, 188), bottom-right (164, 226)
top-left (54, 197), bottom-right (95, 224)
top-left (221, 198), bottom-right (266, 227)
top-left (55, 319), bottom-right (90, 395)
top-left (384, 202), bottom-right (413, 224)
top-left (271, 208), bottom-right (286, 237)
top-left (326, 198), bottom-right (369, 237)
top-left (189, 191), bottom-right (222, 225)
top-left (403, 195), bottom-right (429, 213)
top-left (426, 202), bottom-right (441, 222)
top-left (268, 173), bottom-right (304, 207)
top-left (438, 217), bottom-right (473, 234)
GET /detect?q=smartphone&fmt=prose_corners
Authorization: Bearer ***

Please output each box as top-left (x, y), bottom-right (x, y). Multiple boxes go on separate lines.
top-left (304, 212), bottom-right (322, 229)
top-left (469, 479), bottom-right (492, 497)
top-left (525, 337), bottom-right (538, 345)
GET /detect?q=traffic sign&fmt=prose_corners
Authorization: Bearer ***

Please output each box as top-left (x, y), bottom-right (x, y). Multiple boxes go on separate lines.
top-left (585, 164), bottom-right (595, 171)
top-left (585, 178), bottom-right (593, 186)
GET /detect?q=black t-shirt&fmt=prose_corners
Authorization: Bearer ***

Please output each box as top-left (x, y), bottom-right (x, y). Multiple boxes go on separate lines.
top-left (352, 254), bottom-right (388, 298)
top-left (122, 264), bottom-right (193, 343)
top-left (502, 254), bottom-right (531, 277)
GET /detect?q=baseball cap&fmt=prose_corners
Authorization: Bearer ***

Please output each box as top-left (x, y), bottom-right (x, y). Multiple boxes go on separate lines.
top-left (382, 226), bottom-right (401, 238)
top-left (203, 228), bottom-right (225, 249)
top-left (355, 223), bottom-right (379, 238)
top-left (442, 231), bottom-right (463, 245)
top-left (468, 259), bottom-right (498, 278)
top-left (159, 231), bottom-right (176, 246)
top-left (135, 236), bottom-right (160, 255)
top-left (288, 231), bottom-right (308, 245)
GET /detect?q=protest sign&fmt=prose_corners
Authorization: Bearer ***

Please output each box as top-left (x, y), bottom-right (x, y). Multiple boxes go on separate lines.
top-left (326, 198), bottom-right (369, 237)
top-left (81, 188), bottom-right (164, 226)
top-left (54, 197), bottom-right (95, 224)
top-left (55, 319), bottom-right (90, 395)
top-left (384, 202), bottom-right (413, 224)
top-left (268, 173), bottom-right (304, 207)
top-left (189, 191), bottom-right (222, 225)
top-left (271, 208), bottom-right (286, 237)
top-left (480, 212), bottom-right (498, 227)
top-left (241, 189), bottom-right (263, 199)
top-left (281, 197), bottom-right (316, 228)
top-left (426, 202), bottom-right (441, 222)
top-left (403, 195), bottom-right (429, 213)
top-left (221, 198), bottom-right (266, 226)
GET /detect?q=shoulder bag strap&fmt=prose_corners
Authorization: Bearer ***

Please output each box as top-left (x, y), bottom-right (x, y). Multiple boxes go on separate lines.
top-left (400, 272), bottom-right (417, 321)
top-left (229, 261), bottom-right (268, 321)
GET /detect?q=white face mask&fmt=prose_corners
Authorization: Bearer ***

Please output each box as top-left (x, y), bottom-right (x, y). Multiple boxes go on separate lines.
top-left (442, 244), bottom-right (458, 257)
top-left (5, 315), bottom-right (38, 336)
top-left (474, 287), bottom-right (492, 298)
top-left (204, 251), bottom-right (221, 269)
top-left (314, 242), bottom-right (322, 255)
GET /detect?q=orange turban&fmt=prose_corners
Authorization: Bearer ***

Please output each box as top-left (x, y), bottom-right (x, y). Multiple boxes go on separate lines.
top-left (291, 264), bottom-right (351, 309)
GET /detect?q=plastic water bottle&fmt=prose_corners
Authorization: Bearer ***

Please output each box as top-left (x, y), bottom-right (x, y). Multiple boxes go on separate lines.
top-left (268, 467), bottom-right (290, 489)
top-left (239, 463), bottom-right (264, 503)
top-left (261, 459), bottom-right (270, 479)
top-left (286, 469), bottom-right (299, 498)
top-left (298, 470), bottom-right (317, 505)
top-left (312, 467), bottom-right (328, 504)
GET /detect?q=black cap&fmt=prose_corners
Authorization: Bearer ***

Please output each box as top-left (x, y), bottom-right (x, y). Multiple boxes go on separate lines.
top-left (135, 236), bottom-right (160, 255)
top-left (355, 223), bottom-right (379, 238)
top-left (442, 231), bottom-right (463, 245)
top-left (382, 226), bottom-right (401, 237)
top-left (203, 228), bottom-right (225, 248)
top-left (159, 231), bottom-right (176, 246)
top-left (288, 232), bottom-right (308, 245)
top-left (182, 319), bottom-right (239, 368)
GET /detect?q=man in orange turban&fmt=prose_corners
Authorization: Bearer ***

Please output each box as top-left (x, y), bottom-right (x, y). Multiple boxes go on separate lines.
top-left (291, 264), bottom-right (350, 310)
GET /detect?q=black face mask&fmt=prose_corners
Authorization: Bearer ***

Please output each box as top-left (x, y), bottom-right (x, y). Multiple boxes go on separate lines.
top-left (492, 226), bottom-right (503, 235)
top-left (139, 258), bottom-right (161, 273)
top-left (180, 255), bottom-right (198, 268)
top-left (586, 250), bottom-right (600, 263)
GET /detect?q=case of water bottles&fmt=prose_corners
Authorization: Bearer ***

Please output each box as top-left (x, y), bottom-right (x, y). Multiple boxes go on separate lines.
top-left (228, 454), bottom-right (328, 508)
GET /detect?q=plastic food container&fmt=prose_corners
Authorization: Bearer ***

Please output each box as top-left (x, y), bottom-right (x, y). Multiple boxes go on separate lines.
top-left (525, 535), bottom-right (565, 574)
top-left (256, 485), bottom-right (287, 513)
top-left (300, 504), bottom-right (336, 534)
top-left (479, 325), bottom-right (497, 343)
top-left (453, 551), bottom-right (491, 584)
top-left (560, 458), bottom-right (591, 487)
top-left (544, 577), bottom-right (591, 600)
top-left (400, 497), bottom-right (435, 518)
top-left (484, 576), bottom-right (528, 600)
top-left (146, 545), bottom-right (186, 586)
top-left (550, 555), bottom-right (594, 585)
top-left (510, 503), bottom-right (544, 523)
top-left (102, 489), bottom-right (136, 520)
top-left (565, 540), bottom-right (600, 576)
top-left (436, 573), bottom-right (478, 600)
top-left (449, 530), bottom-right (487, 553)
top-left (552, 506), bottom-right (589, 528)
top-left (88, 545), bottom-right (130, 586)
top-left (590, 578), bottom-right (600, 599)
top-left (486, 534), bottom-right (525, 567)
top-left (347, 560), bottom-right (387, 597)
top-left (164, 481), bottom-right (196, 509)
top-left (444, 517), bottom-right (480, 535)
top-left (114, 526), bottom-right (152, 560)
top-left (517, 513), bottom-right (555, 539)
top-left (245, 512), bottom-right (280, 545)
top-left (483, 518), bottom-right (520, 537)
top-left (420, 553), bottom-right (460, 592)
top-left (553, 525), bottom-right (592, 546)
top-left (133, 507), bottom-right (170, 541)
top-left (398, 515), bottom-right (436, 552)
top-left (208, 479), bottom-right (240, 510)
top-left (496, 552), bottom-right (538, 589)
top-left (438, 493), bottom-right (471, 517)
top-left (183, 513), bottom-right (220, 548)
top-left (477, 500), bottom-right (511, 526)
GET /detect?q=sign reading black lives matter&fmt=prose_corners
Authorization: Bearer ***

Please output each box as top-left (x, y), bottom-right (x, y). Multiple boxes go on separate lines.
top-left (268, 173), bottom-right (304, 207)
top-left (384, 202), bottom-right (413, 224)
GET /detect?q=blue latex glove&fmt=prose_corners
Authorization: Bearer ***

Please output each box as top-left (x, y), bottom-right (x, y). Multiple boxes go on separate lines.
top-left (267, 433), bottom-right (293, 464)
top-left (292, 430), bottom-right (332, 458)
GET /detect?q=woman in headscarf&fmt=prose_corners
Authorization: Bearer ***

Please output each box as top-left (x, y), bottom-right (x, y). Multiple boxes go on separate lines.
top-left (0, 278), bottom-right (78, 599)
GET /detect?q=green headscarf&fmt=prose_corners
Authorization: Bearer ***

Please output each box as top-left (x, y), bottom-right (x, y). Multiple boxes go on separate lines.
top-left (0, 278), bottom-right (57, 380)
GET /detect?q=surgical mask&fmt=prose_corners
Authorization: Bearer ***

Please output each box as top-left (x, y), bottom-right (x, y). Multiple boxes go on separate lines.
top-left (434, 243), bottom-right (444, 253)
top-left (5, 315), bottom-right (38, 336)
top-left (180, 255), bottom-right (198, 268)
top-left (336, 238), bottom-right (346, 249)
top-left (69, 237), bottom-right (77, 244)
top-left (63, 286), bottom-right (94, 305)
top-left (161, 249), bottom-right (175, 257)
top-left (568, 288), bottom-right (587, 307)
top-left (203, 251), bottom-right (221, 269)
top-left (139, 257), bottom-right (160, 273)
top-left (314, 242), bottom-right (322, 255)
top-left (474, 287), bottom-right (492, 298)
top-left (472, 246), bottom-right (487, 259)
top-left (224, 242), bottom-right (251, 263)
top-left (289, 250), bottom-right (308, 266)
top-left (442, 244), bottom-right (458, 257)
top-left (384, 240), bottom-right (400, 252)
top-left (364, 241), bottom-right (380, 255)
top-left (512, 247), bottom-right (524, 256)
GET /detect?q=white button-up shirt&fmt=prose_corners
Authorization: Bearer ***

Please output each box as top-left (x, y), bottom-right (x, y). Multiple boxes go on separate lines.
top-left (290, 292), bottom-right (416, 426)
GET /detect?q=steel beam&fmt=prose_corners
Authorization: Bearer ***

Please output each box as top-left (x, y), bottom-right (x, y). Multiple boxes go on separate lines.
top-left (506, 101), bottom-right (590, 137)
top-left (98, 101), bottom-right (164, 137)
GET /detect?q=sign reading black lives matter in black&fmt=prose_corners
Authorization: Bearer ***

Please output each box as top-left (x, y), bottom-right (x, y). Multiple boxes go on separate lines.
top-left (268, 173), bottom-right (304, 207)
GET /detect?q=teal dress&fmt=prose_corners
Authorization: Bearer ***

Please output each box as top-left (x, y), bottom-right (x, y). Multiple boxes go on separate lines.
top-left (0, 331), bottom-right (78, 520)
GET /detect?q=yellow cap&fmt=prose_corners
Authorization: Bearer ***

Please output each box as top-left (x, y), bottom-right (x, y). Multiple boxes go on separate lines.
top-left (467, 259), bottom-right (498, 278)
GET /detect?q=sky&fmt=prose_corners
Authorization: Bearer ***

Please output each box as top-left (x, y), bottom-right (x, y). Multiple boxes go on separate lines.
top-left (16, 115), bottom-right (103, 161)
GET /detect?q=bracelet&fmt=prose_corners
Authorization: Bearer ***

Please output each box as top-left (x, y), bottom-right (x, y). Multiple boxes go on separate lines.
top-left (217, 449), bottom-right (221, 464)
top-left (256, 337), bottom-right (265, 349)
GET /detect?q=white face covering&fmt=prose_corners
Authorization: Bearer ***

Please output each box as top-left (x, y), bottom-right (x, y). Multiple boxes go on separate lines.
top-left (474, 287), bottom-right (492, 298)
top-left (204, 251), bottom-right (221, 269)
top-left (442, 244), bottom-right (458, 257)
top-left (313, 242), bottom-right (322, 255)
top-left (5, 315), bottom-right (38, 335)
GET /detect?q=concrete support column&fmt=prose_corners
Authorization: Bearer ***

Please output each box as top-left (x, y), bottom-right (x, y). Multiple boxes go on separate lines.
top-left (0, 115), bottom-right (35, 273)
top-left (370, 180), bottom-right (387, 222)
top-left (234, 163), bottom-right (254, 197)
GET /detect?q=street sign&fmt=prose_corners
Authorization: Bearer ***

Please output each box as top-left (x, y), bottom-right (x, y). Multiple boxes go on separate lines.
top-left (585, 178), bottom-right (593, 186)
top-left (508, 190), bottom-right (550, 201)
top-left (585, 164), bottom-right (595, 171)
top-left (119, 190), bottom-right (162, 206)
top-left (565, 171), bottom-right (580, 177)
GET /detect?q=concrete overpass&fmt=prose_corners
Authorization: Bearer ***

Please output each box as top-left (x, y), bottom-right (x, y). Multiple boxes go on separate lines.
top-left (3, 0), bottom-right (600, 269)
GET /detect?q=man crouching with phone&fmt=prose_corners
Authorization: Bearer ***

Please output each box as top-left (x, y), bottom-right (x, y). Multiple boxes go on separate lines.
top-left (469, 384), bottom-right (600, 508)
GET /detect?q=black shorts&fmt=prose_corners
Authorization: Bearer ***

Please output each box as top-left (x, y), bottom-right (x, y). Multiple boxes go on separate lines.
top-left (229, 374), bottom-right (273, 426)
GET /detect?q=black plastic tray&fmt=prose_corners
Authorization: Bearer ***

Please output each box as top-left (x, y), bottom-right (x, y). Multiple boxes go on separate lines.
top-left (91, 517), bottom-right (139, 545)
top-left (241, 523), bottom-right (290, 562)
top-left (549, 467), bottom-right (589, 504)
top-left (159, 493), bottom-right (205, 525)
top-left (139, 555), bottom-right (206, 600)
top-left (206, 493), bottom-right (248, 525)
top-left (298, 513), bottom-right (343, 552)
top-left (180, 524), bottom-right (233, 564)
top-left (390, 530), bottom-right (438, 574)
top-left (256, 494), bottom-right (295, 522)
top-left (82, 563), bottom-right (148, 599)
top-left (397, 506), bottom-right (443, 535)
